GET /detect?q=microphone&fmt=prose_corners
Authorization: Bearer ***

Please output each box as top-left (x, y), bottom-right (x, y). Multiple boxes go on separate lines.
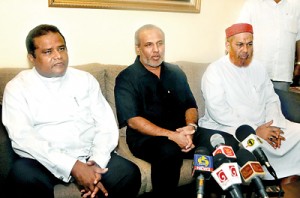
top-left (211, 153), bottom-right (243, 198)
top-left (192, 146), bottom-right (214, 198)
top-left (210, 133), bottom-right (236, 160)
top-left (235, 125), bottom-right (277, 179)
top-left (236, 148), bottom-right (269, 198)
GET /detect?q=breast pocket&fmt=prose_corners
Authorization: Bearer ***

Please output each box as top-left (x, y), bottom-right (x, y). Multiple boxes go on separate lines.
top-left (284, 14), bottom-right (297, 34)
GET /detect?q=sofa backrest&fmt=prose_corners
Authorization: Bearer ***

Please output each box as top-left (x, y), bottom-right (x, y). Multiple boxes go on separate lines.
top-left (102, 61), bottom-right (209, 137)
top-left (0, 61), bottom-right (209, 189)
top-left (176, 61), bottom-right (209, 118)
top-left (0, 61), bottom-right (209, 135)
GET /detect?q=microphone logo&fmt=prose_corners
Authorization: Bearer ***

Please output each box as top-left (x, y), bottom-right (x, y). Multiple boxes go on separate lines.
top-left (194, 154), bottom-right (214, 172)
top-left (198, 156), bottom-right (209, 166)
top-left (252, 162), bottom-right (264, 173)
top-left (239, 161), bottom-right (265, 182)
top-left (216, 169), bottom-right (228, 183)
top-left (240, 164), bottom-right (253, 180)
top-left (246, 138), bottom-right (255, 147)
top-left (241, 134), bottom-right (263, 152)
top-left (213, 146), bottom-right (236, 158)
top-left (229, 164), bottom-right (238, 177)
top-left (246, 136), bottom-right (263, 147)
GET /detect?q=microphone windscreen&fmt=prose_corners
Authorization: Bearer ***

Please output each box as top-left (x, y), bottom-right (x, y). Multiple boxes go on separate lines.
top-left (210, 133), bottom-right (225, 148)
top-left (235, 125), bottom-right (256, 142)
top-left (235, 149), bottom-right (257, 167)
top-left (213, 153), bottom-right (230, 168)
top-left (195, 146), bottom-right (210, 155)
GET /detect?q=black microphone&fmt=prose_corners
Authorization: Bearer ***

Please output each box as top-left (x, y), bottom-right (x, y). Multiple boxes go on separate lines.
top-left (235, 125), bottom-right (277, 179)
top-left (236, 148), bottom-right (269, 198)
top-left (193, 146), bottom-right (214, 198)
top-left (210, 133), bottom-right (237, 160)
top-left (211, 153), bottom-right (243, 198)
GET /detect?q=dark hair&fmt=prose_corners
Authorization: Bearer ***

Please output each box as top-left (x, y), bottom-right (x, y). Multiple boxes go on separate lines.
top-left (25, 24), bottom-right (66, 58)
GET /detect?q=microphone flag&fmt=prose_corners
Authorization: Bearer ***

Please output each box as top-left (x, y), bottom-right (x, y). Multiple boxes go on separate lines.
top-left (193, 154), bottom-right (214, 172)
top-left (239, 133), bottom-right (263, 152)
top-left (240, 161), bottom-right (265, 183)
top-left (213, 145), bottom-right (237, 159)
top-left (210, 133), bottom-right (237, 159)
top-left (212, 153), bottom-right (242, 190)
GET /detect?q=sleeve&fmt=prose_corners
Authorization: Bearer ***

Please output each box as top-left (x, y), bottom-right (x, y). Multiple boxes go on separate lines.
top-left (86, 75), bottom-right (119, 168)
top-left (297, 13), bottom-right (300, 41)
top-left (2, 80), bottom-right (76, 182)
top-left (263, 74), bottom-right (287, 129)
top-left (114, 72), bottom-right (140, 128)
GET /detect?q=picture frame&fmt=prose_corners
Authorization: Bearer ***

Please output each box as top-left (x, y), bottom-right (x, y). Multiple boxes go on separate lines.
top-left (48, 0), bottom-right (201, 13)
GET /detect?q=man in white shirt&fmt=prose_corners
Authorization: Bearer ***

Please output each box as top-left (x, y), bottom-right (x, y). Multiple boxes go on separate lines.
top-left (199, 23), bottom-right (300, 184)
top-left (237, 0), bottom-right (300, 90)
top-left (2, 24), bottom-right (141, 198)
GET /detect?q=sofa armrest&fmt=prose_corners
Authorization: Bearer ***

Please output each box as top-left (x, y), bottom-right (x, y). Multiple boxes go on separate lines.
top-left (116, 136), bottom-right (152, 194)
top-left (0, 105), bottom-right (18, 191)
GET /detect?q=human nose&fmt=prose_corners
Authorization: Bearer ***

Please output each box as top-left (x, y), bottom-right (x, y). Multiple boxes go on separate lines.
top-left (52, 49), bottom-right (62, 59)
top-left (241, 44), bottom-right (249, 53)
top-left (153, 44), bottom-right (159, 52)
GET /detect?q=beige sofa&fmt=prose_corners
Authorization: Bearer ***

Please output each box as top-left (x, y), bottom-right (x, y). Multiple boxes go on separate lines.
top-left (0, 61), bottom-right (209, 197)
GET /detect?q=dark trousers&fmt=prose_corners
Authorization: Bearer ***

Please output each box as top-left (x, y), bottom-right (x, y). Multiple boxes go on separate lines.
top-left (129, 127), bottom-right (239, 198)
top-left (4, 152), bottom-right (141, 198)
top-left (196, 127), bottom-right (240, 154)
top-left (130, 136), bottom-right (194, 198)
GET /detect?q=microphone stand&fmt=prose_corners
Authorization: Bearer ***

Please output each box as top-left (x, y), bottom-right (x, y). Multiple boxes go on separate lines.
top-left (196, 174), bottom-right (205, 198)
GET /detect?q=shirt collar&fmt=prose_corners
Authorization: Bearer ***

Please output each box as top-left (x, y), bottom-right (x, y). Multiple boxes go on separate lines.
top-left (134, 55), bottom-right (165, 75)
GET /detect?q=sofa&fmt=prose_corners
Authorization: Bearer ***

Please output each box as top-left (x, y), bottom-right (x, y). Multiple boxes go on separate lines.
top-left (0, 61), bottom-right (299, 198)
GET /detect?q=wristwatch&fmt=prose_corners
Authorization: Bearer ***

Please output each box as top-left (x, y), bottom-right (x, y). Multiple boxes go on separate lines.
top-left (188, 123), bottom-right (198, 130)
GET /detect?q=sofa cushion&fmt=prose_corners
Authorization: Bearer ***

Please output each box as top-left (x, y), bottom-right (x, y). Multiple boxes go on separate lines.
top-left (54, 183), bottom-right (81, 198)
top-left (176, 61), bottom-right (209, 118)
top-left (275, 89), bottom-right (300, 123)
top-left (105, 65), bottom-right (127, 137)
top-left (0, 68), bottom-right (25, 104)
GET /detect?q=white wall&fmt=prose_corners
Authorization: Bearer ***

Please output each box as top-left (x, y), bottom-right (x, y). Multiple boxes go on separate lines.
top-left (0, 0), bottom-right (244, 68)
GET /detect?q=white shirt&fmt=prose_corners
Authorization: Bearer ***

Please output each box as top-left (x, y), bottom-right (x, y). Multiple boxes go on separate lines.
top-left (198, 55), bottom-right (286, 136)
top-left (237, 0), bottom-right (300, 82)
top-left (2, 67), bottom-right (119, 182)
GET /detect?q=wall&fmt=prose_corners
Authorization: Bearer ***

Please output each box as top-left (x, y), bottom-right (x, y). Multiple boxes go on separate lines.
top-left (0, 0), bottom-right (244, 68)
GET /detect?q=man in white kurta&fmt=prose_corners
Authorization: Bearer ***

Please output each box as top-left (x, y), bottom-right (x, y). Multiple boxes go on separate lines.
top-left (199, 23), bottom-right (300, 180)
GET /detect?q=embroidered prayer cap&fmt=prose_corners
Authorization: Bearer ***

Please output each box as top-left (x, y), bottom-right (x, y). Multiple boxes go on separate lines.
top-left (225, 23), bottom-right (253, 38)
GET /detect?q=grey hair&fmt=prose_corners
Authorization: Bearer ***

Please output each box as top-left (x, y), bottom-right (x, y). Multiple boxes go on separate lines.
top-left (134, 24), bottom-right (165, 46)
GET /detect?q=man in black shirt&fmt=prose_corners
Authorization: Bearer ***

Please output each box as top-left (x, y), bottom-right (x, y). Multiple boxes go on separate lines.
top-left (114, 24), bottom-right (200, 198)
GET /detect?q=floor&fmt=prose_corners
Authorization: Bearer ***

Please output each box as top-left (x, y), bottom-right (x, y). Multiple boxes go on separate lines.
top-left (280, 180), bottom-right (300, 198)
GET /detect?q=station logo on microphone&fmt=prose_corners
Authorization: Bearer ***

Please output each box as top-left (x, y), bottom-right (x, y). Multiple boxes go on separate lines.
top-left (243, 134), bottom-right (263, 151)
top-left (193, 154), bottom-right (214, 172)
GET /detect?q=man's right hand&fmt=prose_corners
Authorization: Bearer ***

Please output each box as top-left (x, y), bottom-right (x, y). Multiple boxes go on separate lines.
top-left (256, 120), bottom-right (285, 149)
top-left (169, 126), bottom-right (195, 152)
top-left (71, 160), bottom-right (108, 198)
